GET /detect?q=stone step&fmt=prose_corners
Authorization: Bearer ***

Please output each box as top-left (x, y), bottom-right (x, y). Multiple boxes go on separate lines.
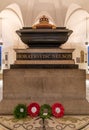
top-left (15, 60), bottom-right (75, 65)
top-left (15, 48), bottom-right (75, 53)
top-left (10, 64), bottom-right (78, 69)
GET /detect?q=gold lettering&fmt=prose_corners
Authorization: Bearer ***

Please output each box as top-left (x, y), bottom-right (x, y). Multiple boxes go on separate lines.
top-left (67, 54), bottom-right (72, 59)
top-left (17, 53), bottom-right (72, 60)
top-left (61, 54), bottom-right (67, 58)
top-left (22, 54), bottom-right (28, 59)
top-left (51, 54), bottom-right (56, 59)
top-left (28, 54), bottom-right (32, 59)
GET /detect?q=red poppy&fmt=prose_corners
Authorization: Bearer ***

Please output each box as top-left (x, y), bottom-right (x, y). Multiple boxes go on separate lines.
top-left (27, 102), bottom-right (40, 117)
top-left (52, 103), bottom-right (64, 118)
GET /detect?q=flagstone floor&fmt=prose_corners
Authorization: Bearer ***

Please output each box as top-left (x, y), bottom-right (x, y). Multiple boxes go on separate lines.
top-left (0, 116), bottom-right (89, 130)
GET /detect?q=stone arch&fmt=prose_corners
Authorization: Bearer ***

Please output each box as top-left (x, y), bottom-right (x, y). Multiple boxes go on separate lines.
top-left (65, 4), bottom-right (82, 25)
top-left (62, 3), bottom-right (89, 49)
top-left (0, 3), bottom-right (24, 47)
top-left (0, 3), bottom-right (26, 69)
top-left (5, 3), bottom-right (24, 26)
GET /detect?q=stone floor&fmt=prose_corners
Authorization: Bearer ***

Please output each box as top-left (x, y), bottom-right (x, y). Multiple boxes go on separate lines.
top-left (0, 116), bottom-right (89, 130)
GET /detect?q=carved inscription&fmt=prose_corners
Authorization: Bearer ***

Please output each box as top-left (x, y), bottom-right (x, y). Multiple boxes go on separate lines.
top-left (17, 53), bottom-right (72, 60)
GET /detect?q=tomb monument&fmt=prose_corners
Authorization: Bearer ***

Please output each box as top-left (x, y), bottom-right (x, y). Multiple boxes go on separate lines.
top-left (0, 15), bottom-right (89, 114)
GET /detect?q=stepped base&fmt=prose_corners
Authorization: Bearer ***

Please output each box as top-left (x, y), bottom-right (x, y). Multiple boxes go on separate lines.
top-left (15, 60), bottom-right (75, 64)
top-left (10, 64), bottom-right (78, 69)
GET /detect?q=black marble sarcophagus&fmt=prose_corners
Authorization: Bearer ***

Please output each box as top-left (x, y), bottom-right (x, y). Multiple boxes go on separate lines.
top-left (16, 15), bottom-right (72, 48)
top-left (16, 27), bottom-right (72, 48)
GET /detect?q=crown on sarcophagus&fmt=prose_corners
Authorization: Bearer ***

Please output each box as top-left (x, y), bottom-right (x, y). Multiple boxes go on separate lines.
top-left (39, 15), bottom-right (49, 23)
top-left (32, 15), bottom-right (56, 29)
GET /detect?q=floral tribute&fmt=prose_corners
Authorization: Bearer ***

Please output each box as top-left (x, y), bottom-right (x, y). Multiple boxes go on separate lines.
top-left (39, 104), bottom-right (52, 119)
top-left (52, 103), bottom-right (64, 118)
top-left (13, 104), bottom-right (27, 119)
top-left (27, 102), bottom-right (40, 117)
top-left (13, 102), bottom-right (64, 119)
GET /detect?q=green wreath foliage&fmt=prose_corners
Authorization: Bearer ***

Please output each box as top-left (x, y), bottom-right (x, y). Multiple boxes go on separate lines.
top-left (40, 104), bottom-right (52, 119)
top-left (13, 104), bottom-right (27, 119)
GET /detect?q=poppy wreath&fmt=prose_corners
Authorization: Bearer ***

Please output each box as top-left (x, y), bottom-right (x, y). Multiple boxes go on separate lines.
top-left (13, 104), bottom-right (27, 119)
top-left (52, 103), bottom-right (64, 118)
top-left (40, 104), bottom-right (52, 119)
top-left (27, 102), bottom-right (40, 117)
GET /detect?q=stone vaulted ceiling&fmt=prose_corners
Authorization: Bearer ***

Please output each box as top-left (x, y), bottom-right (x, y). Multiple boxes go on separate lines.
top-left (0, 0), bottom-right (89, 26)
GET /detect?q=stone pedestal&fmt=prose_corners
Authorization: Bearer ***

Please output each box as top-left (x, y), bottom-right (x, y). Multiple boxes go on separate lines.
top-left (0, 68), bottom-right (89, 115)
